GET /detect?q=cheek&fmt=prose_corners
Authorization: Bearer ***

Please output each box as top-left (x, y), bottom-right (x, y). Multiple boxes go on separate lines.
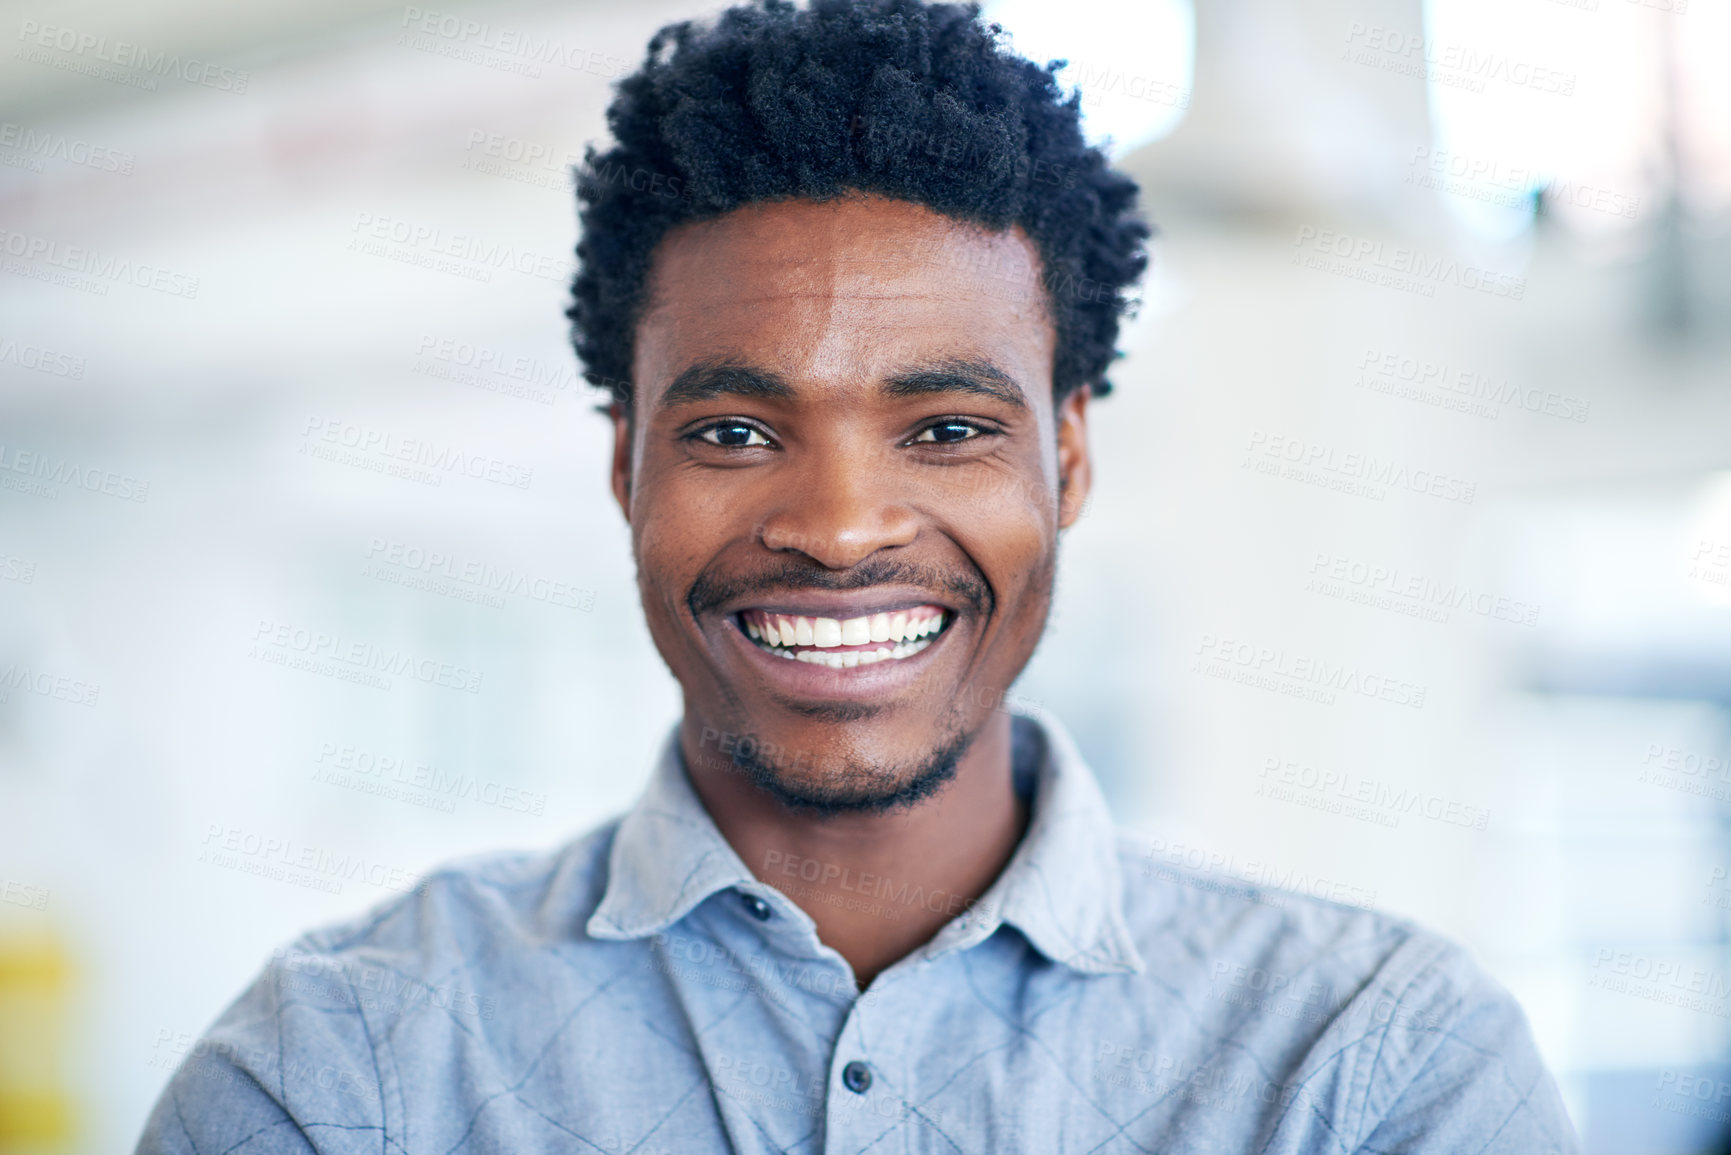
top-left (629, 499), bottom-right (700, 620)
top-left (630, 474), bottom-right (747, 620)
top-left (633, 461), bottom-right (704, 555)
top-left (962, 504), bottom-right (1054, 614)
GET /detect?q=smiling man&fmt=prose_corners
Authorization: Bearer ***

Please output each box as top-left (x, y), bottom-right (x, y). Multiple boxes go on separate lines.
top-left (139, 1), bottom-right (1578, 1152)
top-left (620, 192), bottom-right (1083, 991)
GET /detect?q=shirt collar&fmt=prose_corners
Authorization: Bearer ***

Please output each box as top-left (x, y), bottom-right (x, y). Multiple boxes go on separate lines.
top-left (585, 729), bottom-right (756, 940)
top-left (585, 710), bottom-right (1144, 977)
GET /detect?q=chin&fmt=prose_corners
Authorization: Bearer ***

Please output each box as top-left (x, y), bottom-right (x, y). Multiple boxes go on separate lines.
top-left (719, 720), bottom-right (977, 817)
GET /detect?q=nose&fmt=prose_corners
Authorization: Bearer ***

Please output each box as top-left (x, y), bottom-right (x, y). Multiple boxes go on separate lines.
top-left (756, 453), bottom-right (920, 570)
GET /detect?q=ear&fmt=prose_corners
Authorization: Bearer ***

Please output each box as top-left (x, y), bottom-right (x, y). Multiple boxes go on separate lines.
top-left (609, 403), bottom-right (633, 523)
top-left (1055, 387), bottom-right (1092, 529)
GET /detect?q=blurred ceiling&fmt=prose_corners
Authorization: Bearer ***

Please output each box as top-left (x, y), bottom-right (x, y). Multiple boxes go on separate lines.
top-left (2, 0), bottom-right (426, 118)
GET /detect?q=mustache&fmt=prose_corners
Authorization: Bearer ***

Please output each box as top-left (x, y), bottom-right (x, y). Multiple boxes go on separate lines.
top-left (687, 556), bottom-right (994, 621)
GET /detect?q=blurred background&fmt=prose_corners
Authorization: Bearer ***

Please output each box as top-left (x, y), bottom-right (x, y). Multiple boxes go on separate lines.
top-left (2, 0), bottom-right (1729, 1149)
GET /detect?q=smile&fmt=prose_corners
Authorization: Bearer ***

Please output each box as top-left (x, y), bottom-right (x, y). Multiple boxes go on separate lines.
top-left (738, 606), bottom-right (951, 669)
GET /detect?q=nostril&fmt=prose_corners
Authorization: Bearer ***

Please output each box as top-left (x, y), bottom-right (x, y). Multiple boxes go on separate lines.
top-left (755, 505), bottom-right (922, 569)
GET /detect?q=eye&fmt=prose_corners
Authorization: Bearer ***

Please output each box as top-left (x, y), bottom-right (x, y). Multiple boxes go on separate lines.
top-left (912, 421), bottom-right (988, 445)
top-left (695, 422), bottom-right (772, 448)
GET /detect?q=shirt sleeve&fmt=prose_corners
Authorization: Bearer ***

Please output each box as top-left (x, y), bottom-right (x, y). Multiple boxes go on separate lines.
top-left (134, 946), bottom-right (388, 1155)
top-left (1353, 962), bottom-right (1580, 1155)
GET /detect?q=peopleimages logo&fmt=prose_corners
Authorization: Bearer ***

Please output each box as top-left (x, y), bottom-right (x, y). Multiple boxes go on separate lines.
top-left (1, 228), bottom-right (200, 299)
top-left (364, 537), bottom-right (595, 611)
top-left (0, 664), bottom-right (101, 708)
top-left (0, 337), bottom-right (86, 380)
top-left (0, 554), bottom-right (37, 584)
top-left (248, 619), bottom-right (484, 694)
top-left (1639, 742), bottom-right (1731, 803)
top-left (1142, 837), bottom-right (1380, 909)
top-left (1355, 347), bottom-right (1589, 424)
top-left (1342, 22), bottom-right (1576, 97)
top-left (15, 19), bottom-right (250, 93)
top-left (462, 129), bottom-right (578, 175)
top-left (1588, 949), bottom-right (1731, 1018)
top-left (1193, 632), bottom-right (1427, 709)
top-left (267, 947), bottom-right (499, 1023)
top-left (300, 417), bottom-right (534, 490)
top-left (149, 1027), bottom-right (381, 1103)
top-left (1306, 551), bottom-right (1540, 627)
top-left (1243, 429), bottom-right (1477, 505)
top-left (1687, 538), bottom-right (1730, 593)
top-left (0, 877), bottom-right (50, 911)
top-left (0, 121), bottom-right (135, 174)
top-left (1407, 145), bottom-right (1641, 221)
top-left (412, 334), bottom-right (582, 406)
top-left (199, 824), bottom-right (427, 896)
top-left (1293, 226), bottom-right (1525, 301)
top-left (346, 212), bottom-right (571, 285)
top-left (396, 7), bottom-right (632, 79)
top-left (1256, 757), bottom-right (1492, 831)
top-left (0, 442), bottom-right (149, 503)
top-left (311, 741), bottom-right (547, 816)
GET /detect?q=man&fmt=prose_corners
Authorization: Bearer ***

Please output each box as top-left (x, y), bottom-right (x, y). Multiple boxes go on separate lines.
top-left (139, 1), bottom-right (1579, 1151)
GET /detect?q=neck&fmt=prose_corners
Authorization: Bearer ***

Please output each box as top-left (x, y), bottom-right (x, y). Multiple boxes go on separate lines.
top-left (679, 710), bottom-right (1028, 989)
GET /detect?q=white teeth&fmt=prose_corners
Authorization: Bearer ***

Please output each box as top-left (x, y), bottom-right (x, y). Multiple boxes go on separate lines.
top-left (743, 609), bottom-right (948, 664)
top-left (792, 637), bottom-right (934, 667)
top-left (869, 613), bottom-right (891, 643)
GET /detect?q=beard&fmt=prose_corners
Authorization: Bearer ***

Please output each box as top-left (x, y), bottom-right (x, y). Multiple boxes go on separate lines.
top-left (717, 717), bottom-right (979, 818)
top-left (677, 543), bottom-right (1045, 817)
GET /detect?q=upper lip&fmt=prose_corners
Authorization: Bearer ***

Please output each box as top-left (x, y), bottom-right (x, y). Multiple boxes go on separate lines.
top-left (716, 587), bottom-right (960, 621)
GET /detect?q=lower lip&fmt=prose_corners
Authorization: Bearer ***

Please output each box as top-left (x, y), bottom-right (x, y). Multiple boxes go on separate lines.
top-left (722, 617), bottom-right (953, 701)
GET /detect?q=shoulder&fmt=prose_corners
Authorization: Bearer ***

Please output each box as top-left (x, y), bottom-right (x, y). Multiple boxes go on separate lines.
top-left (300, 818), bottom-right (620, 963)
top-left (136, 822), bottom-right (624, 1152)
top-left (1115, 830), bottom-right (1428, 988)
top-left (1113, 829), bottom-right (1511, 1030)
top-left (261, 819), bottom-right (626, 1037)
top-left (1110, 834), bottom-right (1574, 1149)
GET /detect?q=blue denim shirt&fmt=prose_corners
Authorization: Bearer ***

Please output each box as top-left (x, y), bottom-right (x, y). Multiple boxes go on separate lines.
top-left (137, 712), bottom-right (1579, 1153)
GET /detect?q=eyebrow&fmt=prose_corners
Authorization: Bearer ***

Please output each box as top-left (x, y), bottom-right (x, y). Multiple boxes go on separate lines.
top-left (883, 359), bottom-right (1028, 410)
top-left (655, 357), bottom-right (1029, 410)
top-left (659, 362), bottom-right (797, 408)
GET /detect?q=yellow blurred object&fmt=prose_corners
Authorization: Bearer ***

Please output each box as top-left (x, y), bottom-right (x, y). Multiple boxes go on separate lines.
top-left (0, 931), bottom-right (74, 1153)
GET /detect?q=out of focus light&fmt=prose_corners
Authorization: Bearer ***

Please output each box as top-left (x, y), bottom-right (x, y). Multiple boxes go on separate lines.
top-left (1423, 0), bottom-right (1645, 241)
top-left (1685, 473), bottom-right (1731, 608)
top-left (981, 0), bottom-right (1193, 158)
top-left (1421, 0), bottom-right (1731, 241)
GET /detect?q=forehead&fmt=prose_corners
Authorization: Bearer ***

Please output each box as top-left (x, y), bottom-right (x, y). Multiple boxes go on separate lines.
top-left (632, 196), bottom-right (1054, 401)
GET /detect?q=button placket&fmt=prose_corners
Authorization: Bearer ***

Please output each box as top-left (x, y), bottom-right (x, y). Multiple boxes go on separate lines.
top-left (823, 957), bottom-right (934, 1151)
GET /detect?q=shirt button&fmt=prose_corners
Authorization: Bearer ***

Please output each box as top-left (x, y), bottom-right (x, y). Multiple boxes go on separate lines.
top-left (841, 1060), bottom-right (873, 1094)
top-left (742, 893), bottom-right (773, 921)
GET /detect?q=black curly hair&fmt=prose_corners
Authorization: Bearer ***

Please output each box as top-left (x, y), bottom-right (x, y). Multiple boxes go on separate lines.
top-left (567, 0), bottom-right (1149, 412)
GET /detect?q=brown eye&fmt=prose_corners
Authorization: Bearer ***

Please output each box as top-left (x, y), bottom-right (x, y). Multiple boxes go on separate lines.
top-left (697, 423), bottom-right (771, 448)
top-left (913, 421), bottom-right (984, 444)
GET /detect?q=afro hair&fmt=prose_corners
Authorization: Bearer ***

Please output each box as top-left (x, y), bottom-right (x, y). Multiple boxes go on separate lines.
top-left (568, 0), bottom-right (1150, 410)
